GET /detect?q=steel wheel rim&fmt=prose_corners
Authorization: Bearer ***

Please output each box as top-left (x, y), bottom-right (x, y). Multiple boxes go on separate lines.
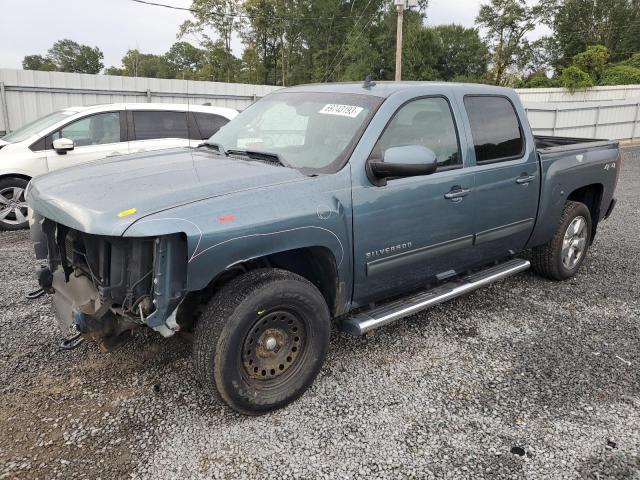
top-left (0, 186), bottom-right (28, 226)
top-left (562, 215), bottom-right (587, 269)
top-left (242, 310), bottom-right (306, 382)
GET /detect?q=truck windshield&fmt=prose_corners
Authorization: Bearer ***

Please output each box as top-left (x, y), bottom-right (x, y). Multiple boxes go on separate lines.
top-left (2, 110), bottom-right (77, 143)
top-left (206, 91), bottom-right (382, 173)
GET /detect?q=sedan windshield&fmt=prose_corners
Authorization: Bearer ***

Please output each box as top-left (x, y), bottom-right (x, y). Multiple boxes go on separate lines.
top-left (207, 92), bottom-right (382, 173)
top-left (2, 110), bottom-right (76, 143)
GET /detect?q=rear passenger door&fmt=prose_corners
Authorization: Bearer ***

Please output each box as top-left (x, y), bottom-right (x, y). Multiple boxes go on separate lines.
top-left (127, 110), bottom-right (191, 153)
top-left (461, 95), bottom-right (540, 260)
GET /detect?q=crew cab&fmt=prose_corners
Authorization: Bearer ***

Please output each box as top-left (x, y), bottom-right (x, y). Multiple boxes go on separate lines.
top-left (0, 103), bottom-right (237, 230)
top-left (27, 82), bottom-right (620, 414)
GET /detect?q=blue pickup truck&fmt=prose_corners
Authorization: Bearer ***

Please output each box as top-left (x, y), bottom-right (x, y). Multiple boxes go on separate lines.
top-left (27, 81), bottom-right (620, 414)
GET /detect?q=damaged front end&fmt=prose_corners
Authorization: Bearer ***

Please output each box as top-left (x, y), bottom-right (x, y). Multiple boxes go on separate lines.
top-left (31, 214), bottom-right (188, 351)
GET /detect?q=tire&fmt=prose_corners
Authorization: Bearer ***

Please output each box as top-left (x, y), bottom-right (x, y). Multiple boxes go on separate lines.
top-left (531, 200), bottom-right (592, 280)
top-left (193, 268), bottom-right (331, 415)
top-left (0, 177), bottom-right (30, 231)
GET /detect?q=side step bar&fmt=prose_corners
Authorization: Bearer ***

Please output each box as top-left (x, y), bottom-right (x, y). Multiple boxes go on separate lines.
top-left (341, 258), bottom-right (530, 336)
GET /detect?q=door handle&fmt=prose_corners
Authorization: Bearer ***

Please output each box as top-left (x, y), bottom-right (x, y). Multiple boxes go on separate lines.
top-left (444, 187), bottom-right (470, 200)
top-left (106, 152), bottom-right (122, 157)
top-left (516, 174), bottom-right (536, 185)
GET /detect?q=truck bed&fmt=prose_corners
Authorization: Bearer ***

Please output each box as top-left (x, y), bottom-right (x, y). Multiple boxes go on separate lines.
top-left (534, 135), bottom-right (618, 154)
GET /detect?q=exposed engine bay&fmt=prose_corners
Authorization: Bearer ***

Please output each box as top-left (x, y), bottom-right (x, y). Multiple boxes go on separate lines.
top-left (31, 213), bottom-right (188, 350)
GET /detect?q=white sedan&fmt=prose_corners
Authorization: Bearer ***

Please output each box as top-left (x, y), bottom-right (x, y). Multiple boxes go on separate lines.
top-left (0, 103), bottom-right (237, 230)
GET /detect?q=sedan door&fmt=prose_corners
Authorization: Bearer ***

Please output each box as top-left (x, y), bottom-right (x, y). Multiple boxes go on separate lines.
top-left (127, 110), bottom-right (191, 154)
top-left (45, 111), bottom-right (128, 171)
top-left (352, 96), bottom-right (477, 306)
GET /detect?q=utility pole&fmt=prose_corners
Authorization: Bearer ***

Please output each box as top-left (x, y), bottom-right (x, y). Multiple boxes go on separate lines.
top-left (394, 0), bottom-right (404, 81)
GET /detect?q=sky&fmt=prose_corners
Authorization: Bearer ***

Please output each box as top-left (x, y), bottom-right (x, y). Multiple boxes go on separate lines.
top-left (0, 0), bottom-right (551, 70)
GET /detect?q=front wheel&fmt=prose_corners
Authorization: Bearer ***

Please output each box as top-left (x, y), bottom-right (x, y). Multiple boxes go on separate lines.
top-left (0, 177), bottom-right (29, 231)
top-left (531, 200), bottom-right (592, 280)
top-left (194, 269), bottom-right (331, 415)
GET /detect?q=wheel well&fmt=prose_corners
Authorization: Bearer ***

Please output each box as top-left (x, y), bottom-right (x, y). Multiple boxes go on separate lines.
top-left (0, 174), bottom-right (31, 183)
top-left (266, 247), bottom-right (340, 316)
top-left (567, 183), bottom-right (603, 242)
top-left (183, 247), bottom-right (341, 329)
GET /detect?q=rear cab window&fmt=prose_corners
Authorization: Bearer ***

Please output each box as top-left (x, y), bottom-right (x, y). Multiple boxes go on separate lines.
top-left (463, 96), bottom-right (524, 164)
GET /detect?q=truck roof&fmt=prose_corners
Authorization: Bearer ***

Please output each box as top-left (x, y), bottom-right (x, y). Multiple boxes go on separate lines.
top-left (282, 81), bottom-right (515, 98)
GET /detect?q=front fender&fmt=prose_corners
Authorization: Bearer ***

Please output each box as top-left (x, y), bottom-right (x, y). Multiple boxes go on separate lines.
top-left (123, 168), bottom-right (354, 295)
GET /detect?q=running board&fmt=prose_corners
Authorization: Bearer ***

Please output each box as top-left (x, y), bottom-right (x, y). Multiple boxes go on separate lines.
top-left (341, 258), bottom-right (530, 336)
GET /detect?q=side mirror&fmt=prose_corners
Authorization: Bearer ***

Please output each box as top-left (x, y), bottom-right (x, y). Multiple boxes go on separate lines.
top-left (53, 138), bottom-right (74, 154)
top-left (369, 145), bottom-right (438, 184)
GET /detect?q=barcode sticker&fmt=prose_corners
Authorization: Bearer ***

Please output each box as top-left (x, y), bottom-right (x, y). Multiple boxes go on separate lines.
top-left (319, 104), bottom-right (364, 118)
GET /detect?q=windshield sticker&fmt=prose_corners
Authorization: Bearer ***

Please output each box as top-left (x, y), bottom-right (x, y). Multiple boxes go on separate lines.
top-left (319, 104), bottom-right (364, 118)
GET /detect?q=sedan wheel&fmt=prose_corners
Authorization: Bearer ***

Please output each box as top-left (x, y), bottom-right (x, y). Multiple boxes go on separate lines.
top-left (0, 178), bottom-right (30, 231)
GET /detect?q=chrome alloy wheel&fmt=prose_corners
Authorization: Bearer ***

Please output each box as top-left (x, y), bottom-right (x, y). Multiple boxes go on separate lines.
top-left (0, 186), bottom-right (28, 227)
top-left (562, 215), bottom-right (587, 269)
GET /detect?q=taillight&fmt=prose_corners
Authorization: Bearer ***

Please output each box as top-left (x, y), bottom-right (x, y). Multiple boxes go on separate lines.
top-left (614, 152), bottom-right (622, 188)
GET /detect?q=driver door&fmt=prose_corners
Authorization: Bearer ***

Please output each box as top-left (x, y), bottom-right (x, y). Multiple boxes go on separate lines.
top-left (46, 111), bottom-right (127, 171)
top-left (352, 96), bottom-right (476, 306)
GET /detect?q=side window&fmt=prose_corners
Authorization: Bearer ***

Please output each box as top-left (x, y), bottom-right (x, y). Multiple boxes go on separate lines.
top-left (132, 111), bottom-right (189, 141)
top-left (463, 96), bottom-right (524, 163)
top-left (195, 113), bottom-right (229, 139)
top-left (59, 112), bottom-right (121, 147)
top-left (375, 97), bottom-right (461, 170)
top-left (29, 137), bottom-right (46, 152)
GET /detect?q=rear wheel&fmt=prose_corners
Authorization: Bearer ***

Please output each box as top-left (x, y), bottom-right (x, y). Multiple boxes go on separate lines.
top-left (0, 177), bottom-right (29, 231)
top-left (531, 200), bottom-right (592, 280)
top-left (194, 269), bottom-right (330, 415)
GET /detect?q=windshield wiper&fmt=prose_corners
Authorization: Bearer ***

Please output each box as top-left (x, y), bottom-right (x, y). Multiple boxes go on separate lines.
top-left (226, 149), bottom-right (291, 168)
top-left (197, 141), bottom-right (228, 156)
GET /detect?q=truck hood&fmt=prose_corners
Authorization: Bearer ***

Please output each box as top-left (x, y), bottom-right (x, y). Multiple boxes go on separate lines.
top-left (28, 147), bottom-right (306, 236)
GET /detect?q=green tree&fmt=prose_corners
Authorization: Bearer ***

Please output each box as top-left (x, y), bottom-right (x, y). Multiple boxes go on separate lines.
top-left (239, 45), bottom-right (266, 84)
top-left (22, 39), bottom-right (104, 73)
top-left (476, 0), bottom-right (553, 86)
top-left (552, 0), bottom-right (640, 67)
top-left (621, 53), bottom-right (640, 69)
top-left (559, 65), bottom-right (594, 92)
top-left (432, 25), bottom-right (488, 81)
top-left (198, 39), bottom-right (243, 81)
top-left (520, 72), bottom-right (558, 88)
top-left (120, 49), bottom-right (174, 78)
top-left (22, 54), bottom-right (56, 71)
top-left (600, 65), bottom-right (640, 85)
top-left (104, 66), bottom-right (125, 76)
top-left (47, 39), bottom-right (104, 73)
top-left (180, 0), bottom-right (242, 82)
top-left (572, 45), bottom-right (609, 83)
top-left (165, 42), bottom-right (206, 79)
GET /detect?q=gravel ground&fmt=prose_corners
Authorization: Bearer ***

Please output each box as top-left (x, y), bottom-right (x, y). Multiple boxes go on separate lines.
top-left (1, 147), bottom-right (639, 480)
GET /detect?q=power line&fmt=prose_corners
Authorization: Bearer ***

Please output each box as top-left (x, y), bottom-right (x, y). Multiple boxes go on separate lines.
top-left (321, 0), bottom-right (377, 82)
top-left (129, 0), bottom-right (383, 21)
top-left (323, 8), bottom-right (381, 82)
